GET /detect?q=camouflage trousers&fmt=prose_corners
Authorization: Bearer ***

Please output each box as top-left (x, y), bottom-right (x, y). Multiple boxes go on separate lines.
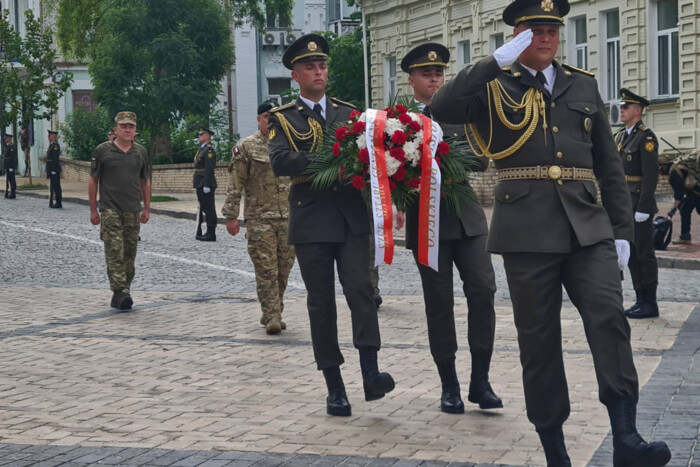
top-left (246, 218), bottom-right (296, 323)
top-left (100, 210), bottom-right (141, 294)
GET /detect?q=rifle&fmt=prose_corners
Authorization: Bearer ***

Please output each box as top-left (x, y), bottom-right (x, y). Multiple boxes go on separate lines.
top-left (195, 200), bottom-right (204, 238)
top-left (660, 137), bottom-right (684, 156)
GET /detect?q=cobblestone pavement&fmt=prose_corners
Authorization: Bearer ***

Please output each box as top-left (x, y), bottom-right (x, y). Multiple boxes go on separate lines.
top-left (1, 197), bottom-right (699, 467)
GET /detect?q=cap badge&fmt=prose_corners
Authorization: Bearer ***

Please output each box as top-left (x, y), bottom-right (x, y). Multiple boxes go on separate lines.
top-left (308, 41), bottom-right (318, 52)
top-left (428, 51), bottom-right (437, 61)
top-left (541, 0), bottom-right (554, 12)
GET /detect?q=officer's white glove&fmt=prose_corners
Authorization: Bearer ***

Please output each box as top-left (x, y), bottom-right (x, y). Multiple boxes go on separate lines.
top-left (634, 212), bottom-right (650, 223)
top-left (203, 187), bottom-right (211, 194)
top-left (615, 239), bottom-right (630, 270)
top-left (51, 171), bottom-right (56, 175)
top-left (8, 168), bottom-right (13, 173)
top-left (493, 29), bottom-right (534, 68)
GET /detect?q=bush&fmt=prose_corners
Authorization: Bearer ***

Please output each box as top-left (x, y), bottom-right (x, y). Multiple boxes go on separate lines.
top-left (61, 106), bottom-right (112, 161)
top-left (167, 107), bottom-right (238, 165)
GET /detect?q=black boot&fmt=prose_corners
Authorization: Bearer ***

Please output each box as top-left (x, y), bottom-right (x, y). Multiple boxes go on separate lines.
top-left (627, 288), bottom-right (659, 319)
top-left (537, 426), bottom-right (572, 467)
top-left (436, 358), bottom-right (464, 414)
top-left (467, 352), bottom-right (503, 409)
top-left (359, 347), bottom-right (395, 401)
top-left (323, 366), bottom-right (351, 416)
top-left (200, 228), bottom-right (216, 242)
top-left (607, 399), bottom-right (671, 467)
top-left (624, 290), bottom-right (643, 316)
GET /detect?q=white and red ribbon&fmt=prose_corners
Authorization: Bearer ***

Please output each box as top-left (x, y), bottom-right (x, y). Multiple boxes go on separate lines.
top-left (417, 115), bottom-right (442, 272)
top-left (365, 109), bottom-right (394, 266)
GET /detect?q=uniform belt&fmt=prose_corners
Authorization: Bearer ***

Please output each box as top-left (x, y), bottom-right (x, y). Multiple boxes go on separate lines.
top-left (496, 165), bottom-right (595, 182)
top-left (291, 176), bottom-right (311, 185)
top-left (625, 175), bottom-right (643, 182)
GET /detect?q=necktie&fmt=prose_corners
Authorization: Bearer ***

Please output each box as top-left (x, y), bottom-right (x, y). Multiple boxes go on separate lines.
top-left (536, 71), bottom-right (550, 96)
top-left (313, 103), bottom-right (325, 124)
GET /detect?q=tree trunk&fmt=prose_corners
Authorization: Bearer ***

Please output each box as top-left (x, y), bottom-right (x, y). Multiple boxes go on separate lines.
top-left (149, 122), bottom-right (172, 165)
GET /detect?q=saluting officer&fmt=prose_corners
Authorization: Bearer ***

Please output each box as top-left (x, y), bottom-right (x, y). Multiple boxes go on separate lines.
top-left (193, 127), bottom-right (218, 241)
top-left (615, 89), bottom-right (660, 319)
top-left (46, 130), bottom-right (63, 208)
top-left (3, 133), bottom-right (17, 199)
top-left (400, 43), bottom-right (501, 414)
top-left (268, 34), bottom-right (394, 417)
top-left (430, 0), bottom-right (671, 465)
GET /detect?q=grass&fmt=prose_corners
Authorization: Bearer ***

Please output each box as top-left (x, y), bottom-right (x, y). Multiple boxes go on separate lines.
top-left (17, 183), bottom-right (48, 190)
top-left (151, 195), bottom-right (179, 202)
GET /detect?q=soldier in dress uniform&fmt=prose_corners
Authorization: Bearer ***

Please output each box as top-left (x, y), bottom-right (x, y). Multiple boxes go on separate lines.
top-left (400, 43), bottom-right (501, 414)
top-left (3, 133), bottom-right (17, 199)
top-left (223, 101), bottom-right (296, 335)
top-left (268, 33), bottom-right (394, 417)
top-left (430, 0), bottom-right (671, 465)
top-left (193, 127), bottom-right (218, 241)
top-left (615, 89), bottom-right (660, 319)
top-left (46, 130), bottom-right (63, 208)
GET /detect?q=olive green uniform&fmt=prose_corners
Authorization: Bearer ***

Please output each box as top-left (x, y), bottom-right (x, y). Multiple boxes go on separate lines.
top-left (3, 141), bottom-right (17, 198)
top-left (46, 140), bottom-right (63, 207)
top-left (91, 141), bottom-right (150, 295)
top-left (222, 130), bottom-right (295, 325)
top-left (193, 143), bottom-right (218, 232)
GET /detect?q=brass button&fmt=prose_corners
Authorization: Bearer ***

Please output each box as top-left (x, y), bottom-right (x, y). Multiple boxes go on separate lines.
top-left (453, 133), bottom-right (458, 137)
top-left (505, 194), bottom-right (510, 200)
top-left (551, 102), bottom-right (556, 108)
top-left (585, 107), bottom-right (590, 112)
top-left (556, 151), bottom-right (563, 159)
top-left (557, 180), bottom-right (563, 185)
top-left (297, 201), bottom-right (301, 205)
top-left (552, 126), bottom-right (559, 133)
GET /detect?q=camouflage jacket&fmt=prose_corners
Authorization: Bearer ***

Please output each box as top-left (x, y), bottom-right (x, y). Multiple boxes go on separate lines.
top-left (222, 130), bottom-right (290, 220)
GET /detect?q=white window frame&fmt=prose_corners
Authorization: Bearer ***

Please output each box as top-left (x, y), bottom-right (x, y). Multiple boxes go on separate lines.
top-left (489, 33), bottom-right (504, 54)
top-left (649, 0), bottom-right (679, 99)
top-left (600, 9), bottom-right (621, 102)
top-left (457, 39), bottom-right (471, 69)
top-left (383, 56), bottom-right (397, 105)
top-left (569, 16), bottom-right (588, 70)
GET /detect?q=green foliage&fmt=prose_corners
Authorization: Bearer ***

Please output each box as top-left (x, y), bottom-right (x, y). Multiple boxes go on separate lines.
top-left (164, 107), bottom-right (239, 165)
top-left (61, 106), bottom-right (111, 161)
top-left (17, 183), bottom-right (48, 190)
top-left (325, 26), bottom-right (368, 109)
top-left (151, 195), bottom-right (179, 202)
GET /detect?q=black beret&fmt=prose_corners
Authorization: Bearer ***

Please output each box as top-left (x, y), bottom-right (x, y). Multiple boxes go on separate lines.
top-left (503, 0), bottom-right (570, 27)
top-left (282, 33), bottom-right (329, 70)
top-left (400, 43), bottom-right (450, 74)
top-left (257, 101), bottom-right (276, 115)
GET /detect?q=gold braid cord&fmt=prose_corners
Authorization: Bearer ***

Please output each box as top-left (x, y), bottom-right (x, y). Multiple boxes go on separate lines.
top-left (467, 80), bottom-right (547, 160)
top-left (276, 113), bottom-right (324, 153)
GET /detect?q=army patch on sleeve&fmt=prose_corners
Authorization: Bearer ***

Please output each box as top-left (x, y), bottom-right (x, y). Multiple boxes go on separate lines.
top-left (208, 151), bottom-right (214, 159)
top-left (268, 128), bottom-right (276, 141)
top-left (91, 157), bottom-right (97, 170)
top-left (233, 146), bottom-right (240, 156)
top-left (645, 141), bottom-right (656, 152)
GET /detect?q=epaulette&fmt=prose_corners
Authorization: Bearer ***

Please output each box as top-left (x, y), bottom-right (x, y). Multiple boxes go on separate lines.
top-left (329, 97), bottom-right (357, 109)
top-left (501, 67), bottom-right (511, 72)
top-left (562, 63), bottom-right (595, 77)
top-left (270, 102), bottom-right (295, 113)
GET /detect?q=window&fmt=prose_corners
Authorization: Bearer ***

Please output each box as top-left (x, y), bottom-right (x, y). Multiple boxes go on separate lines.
top-left (457, 40), bottom-right (471, 69)
top-left (384, 56), bottom-right (396, 104)
top-left (651, 0), bottom-right (679, 98)
top-left (72, 91), bottom-right (95, 113)
top-left (268, 78), bottom-right (291, 96)
top-left (571, 16), bottom-right (588, 70)
top-left (602, 10), bottom-right (621, 101)
top-left (489, 34), bottom-right (504, 54)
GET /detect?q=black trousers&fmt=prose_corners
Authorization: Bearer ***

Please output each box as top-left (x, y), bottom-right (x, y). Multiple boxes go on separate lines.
top-left (196, 187), bottom-right (217, 230)
top-left (6, 169), bottom-right (16, 195)
top-left (412, 234), bottom-right (496, 363)
top-left (49, 172), bottom-right (62, 206)
top-left (502, 239), bottom-right (639, 430)
top-left (629, 217), bottom-right (657, 290)
top-left (294, 234), bottom-right (381, 370)
top-left (679, 192), bottom-right (700, 237)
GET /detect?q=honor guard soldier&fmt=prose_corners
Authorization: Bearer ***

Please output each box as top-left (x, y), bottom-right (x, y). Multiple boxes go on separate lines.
top-left (46, 130), bottom-right (63, 208)
top-left (3, 133), bottom-right (17, 199)
top-left (615, 89), bottom-right (660, 319)
top-left (268, 33), bottom-right (394, 417)
top-left (400, 43), bottom-right (501, 414)
top-left (193, 127), bottom-right (218, 241)
top-left (223, 101), bottom-right (296, 335)
top-left (430, 0), bottom-right (671, 465)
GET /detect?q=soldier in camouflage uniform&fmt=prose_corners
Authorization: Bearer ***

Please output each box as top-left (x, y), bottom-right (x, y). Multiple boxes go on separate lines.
top-left (89, 111), bottom-right (151, 310)
top-left (223, 101), bottom-right (295, 335)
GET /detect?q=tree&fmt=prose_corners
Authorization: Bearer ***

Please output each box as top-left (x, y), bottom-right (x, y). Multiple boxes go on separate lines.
top-left (324, 21), bottom-right (369, 109)
top-left (0, 8), bottom-right (73, 183)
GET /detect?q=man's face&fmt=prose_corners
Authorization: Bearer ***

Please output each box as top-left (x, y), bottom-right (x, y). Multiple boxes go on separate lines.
top-left (114, 123), bottom-right (136, 142)
top-left (48, 133), bottom-right (57, 142)
top-left (291, 60), bottom-right (328, 96)
top-left (619, 103), bottom-right (642, 125)
top-left (197, 132), bottom-right (211, 144)
top-left (409, 67), bottom-right (445, 104)
top-left (514, 24), bottom-right (561, 70)
top-left (257, 112), bottom-right (270, 136)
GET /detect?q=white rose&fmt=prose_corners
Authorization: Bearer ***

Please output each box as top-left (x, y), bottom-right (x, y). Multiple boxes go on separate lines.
top-left (356, 135), bottom-right (367, 150)
top-left (384, 118), bottom-right (404, 137)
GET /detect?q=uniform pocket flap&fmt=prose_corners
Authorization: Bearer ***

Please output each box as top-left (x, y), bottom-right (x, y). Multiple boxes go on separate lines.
top-left (494, 183), bottom-right (531, 203)
top-left (567, 101), bottom-right (598, 115)
top-left (289, 194), bottom-right (315, 208)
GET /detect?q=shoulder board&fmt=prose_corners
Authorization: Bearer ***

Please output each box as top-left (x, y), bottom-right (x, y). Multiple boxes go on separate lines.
top-left (562, 63), bottom-right (595, 77)
top-left (329, 97), bottom-right (357, 109)
top-left (501, 67), bottom-right (511, 72)
top-left (270, 102), bottom-right (295, 113)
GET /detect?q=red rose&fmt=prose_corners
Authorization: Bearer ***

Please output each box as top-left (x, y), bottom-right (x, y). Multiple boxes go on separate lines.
top-left (437, 141), bottom-right (450, 155)
top-left (335, 126), bottom-right (349, 142)
top-left (406, 177), bottom-right (420, 189)
top-left (351, 175), bottom-right (365, 190)
top-left (384, 108), bottom-right (395, 118)
top-left (352, 121), bottom-right (366, 134)
top-left (333, 142), bottom-right (341, 157)
top-left (408, 121), bottom-right (421, 132)
top-left (389, 180), bottom-right (397, 191)
top-left (389, 147), bottom-right (406, 162)
top-left (349, 110), bottom-right (362, 121)
top-left (357, 148), bottom-right (370, 164)
top-left (398, 113), bottom-right (412, 125)
top-left (392, 165), bottom-right (406, 182)
top-left (395, 104), bottom-right (408, 114)
top-left (391, 130), bottom-right (407, 146)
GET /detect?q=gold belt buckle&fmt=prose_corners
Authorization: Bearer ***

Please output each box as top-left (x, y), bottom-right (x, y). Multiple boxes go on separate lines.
top-left (547, 165), bottom-right (562, 180)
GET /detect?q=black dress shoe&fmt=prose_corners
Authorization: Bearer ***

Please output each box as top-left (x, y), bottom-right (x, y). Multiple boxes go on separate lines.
top-left (626, 302), bottom-right (659, 319)
top-left (363, 373), bottom-right (395, 401)
top-left (326, 389), bottom-right (351, 416)
top-left (110, 293), bottom-right (119, 308)
top-left (468, 379), bottom-right (503, 409)
top-left (200, 232), bottom-right (216, 242)
top-left (440, 386), bottom-right (465, 414)
top-left (49, 204), bottom-right (55, 208)
top-left (116, 293), bottom-right (133, 310)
